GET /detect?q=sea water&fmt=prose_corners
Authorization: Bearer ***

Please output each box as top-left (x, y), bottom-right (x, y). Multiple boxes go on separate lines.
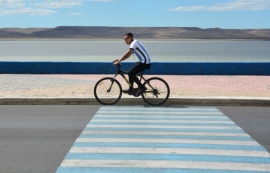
top-left (0, 40), bottom-right (269, 62)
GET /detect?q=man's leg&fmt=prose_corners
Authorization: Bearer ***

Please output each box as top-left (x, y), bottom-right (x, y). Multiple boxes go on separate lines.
top-left (128, 62), bottom-right (146, 89)
top-left (127, 62), bottom-right (149, 97)
top-left (123, 62), bottom-right (145, 94)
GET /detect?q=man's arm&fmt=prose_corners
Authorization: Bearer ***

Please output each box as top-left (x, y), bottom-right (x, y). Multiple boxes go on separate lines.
top-left (113, 48), bottom-right (133, 65)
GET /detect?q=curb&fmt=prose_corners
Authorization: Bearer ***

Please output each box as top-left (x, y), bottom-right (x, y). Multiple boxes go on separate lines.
top-left (0, 97), bottom-right (269, 106)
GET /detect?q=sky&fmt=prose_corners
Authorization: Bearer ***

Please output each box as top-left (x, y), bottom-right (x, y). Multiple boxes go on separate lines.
top-left (0, 0), bottom-right (270, 29)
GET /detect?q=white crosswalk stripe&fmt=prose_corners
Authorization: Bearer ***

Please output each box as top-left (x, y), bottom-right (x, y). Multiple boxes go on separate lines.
top-left (69, 147), bottom-right (270, 157)
top-left (60, 160), bottom-right (270, 171)
top-left (56, 106), bottom-right (270, 173)
top-left (82, 130), bottom-right (249, 137)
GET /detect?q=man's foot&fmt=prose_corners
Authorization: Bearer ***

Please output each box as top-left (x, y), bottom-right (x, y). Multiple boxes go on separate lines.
top-left (122, 88), bottom-right (134, 95)
top-left (134, 87), bottom-right (147, 97)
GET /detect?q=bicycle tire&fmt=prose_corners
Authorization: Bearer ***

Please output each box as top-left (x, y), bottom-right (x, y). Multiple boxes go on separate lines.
top-left (94, 77), bottom-right (122, 105)
top-left (142, 77), bottom-right (170, 106)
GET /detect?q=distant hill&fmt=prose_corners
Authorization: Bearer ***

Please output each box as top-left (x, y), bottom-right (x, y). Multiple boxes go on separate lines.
top-left (0, 26), bottom-right (270, 39)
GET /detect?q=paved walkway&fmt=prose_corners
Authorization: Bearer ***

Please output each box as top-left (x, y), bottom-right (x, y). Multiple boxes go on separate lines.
top-left (0, 74), bottom-right (269, 105)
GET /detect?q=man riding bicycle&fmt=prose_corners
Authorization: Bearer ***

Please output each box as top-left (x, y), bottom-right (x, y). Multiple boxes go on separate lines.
top-left (113, 32), bottom-right (152, 97)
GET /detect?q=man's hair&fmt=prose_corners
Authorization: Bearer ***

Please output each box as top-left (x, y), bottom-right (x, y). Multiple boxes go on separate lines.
top-left (124, 32), bottom-right (133, 38)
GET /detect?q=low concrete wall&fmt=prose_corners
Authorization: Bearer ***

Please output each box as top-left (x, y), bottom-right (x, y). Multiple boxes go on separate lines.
top-left (0, 62), bottom-right (269, 75)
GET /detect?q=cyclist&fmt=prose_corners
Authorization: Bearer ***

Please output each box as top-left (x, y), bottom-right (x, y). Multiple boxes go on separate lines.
top-left (113, 32), bottom-right (151, 96)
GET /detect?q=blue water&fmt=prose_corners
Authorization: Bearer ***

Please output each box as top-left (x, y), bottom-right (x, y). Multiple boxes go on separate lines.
top-left (0, 40), bottom-right (269, 62)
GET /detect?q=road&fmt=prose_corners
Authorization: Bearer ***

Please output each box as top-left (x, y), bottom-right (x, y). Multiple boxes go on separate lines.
top-left (0, 105), bottom-right (269, 173)
top-left (0, 105), bottom-right (99, 173)
top-left (218, 106), bottom-right (270, 154)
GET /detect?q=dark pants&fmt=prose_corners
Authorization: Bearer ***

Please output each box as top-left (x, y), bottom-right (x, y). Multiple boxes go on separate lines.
top-left (128, 62), bottom-right (151, 89)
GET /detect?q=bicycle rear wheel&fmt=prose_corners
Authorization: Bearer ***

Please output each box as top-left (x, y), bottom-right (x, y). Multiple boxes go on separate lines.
top-left (94, 77), bottom-right (122, 105)
top-left (142, 77), bottom-right (170, 106)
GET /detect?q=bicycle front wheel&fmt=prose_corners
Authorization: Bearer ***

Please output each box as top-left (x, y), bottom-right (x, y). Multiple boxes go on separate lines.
top-left (142, 77), bottom-right (170, 106)
top-left (94, 77), bottom-right (122, 105)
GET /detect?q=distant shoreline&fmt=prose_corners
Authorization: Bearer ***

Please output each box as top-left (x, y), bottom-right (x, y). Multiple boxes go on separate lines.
top-left (1, 26), bottom-right (270, 40)
top-left (0, 38), bottom-right (269, 41)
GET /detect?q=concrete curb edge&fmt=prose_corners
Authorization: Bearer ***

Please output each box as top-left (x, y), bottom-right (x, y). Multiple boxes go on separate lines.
top-left (0, 97), bottom-right (269, 106)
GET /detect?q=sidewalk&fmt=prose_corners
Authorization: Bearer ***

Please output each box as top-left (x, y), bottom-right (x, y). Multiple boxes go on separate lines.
top-left (0, 74), bottom-right (269, 106)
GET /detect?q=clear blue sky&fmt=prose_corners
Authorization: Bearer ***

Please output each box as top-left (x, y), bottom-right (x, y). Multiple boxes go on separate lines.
top-left (0, 0), bottom-right (270, 29)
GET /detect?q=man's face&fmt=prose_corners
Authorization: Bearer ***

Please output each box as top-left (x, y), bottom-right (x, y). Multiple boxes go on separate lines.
top-left (123, 35), bottom-right (132, 45)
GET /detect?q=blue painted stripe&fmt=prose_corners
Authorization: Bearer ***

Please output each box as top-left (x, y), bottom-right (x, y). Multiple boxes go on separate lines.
top-left (93, 117), bottom-right (230, 121)
top-left (64, 153), bottom-right (270, 164)
top-left (85, 127), bottom-right (244, 133)
top-left (56, 167), bottom-right (269, 173)
top-left (95, 113), bottom-right (225, 116)
top-left (89, 122), bottom-right (236, 126)
top-left (97, 109), bottom-right (221, 113)
top-left (98, 107), bottom-right (220, 112)
top-left (97, 109), bottom-right (220, 112)
top-left (5, 62), bottom-right (270, 75)
top-left (79, 134), bottom-right (252, 141)
top-left (97, 109), bottom-right (222, 113)
top-left (72, 142), bottom-right (265, 151)
top-left (98, 109), bottom-right (221, 112)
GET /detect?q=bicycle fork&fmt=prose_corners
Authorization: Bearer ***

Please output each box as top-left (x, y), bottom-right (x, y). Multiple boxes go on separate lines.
top-left (107, 79), bottom-right (115, 92)
top-left (107, 75), bottom-right (118, 92)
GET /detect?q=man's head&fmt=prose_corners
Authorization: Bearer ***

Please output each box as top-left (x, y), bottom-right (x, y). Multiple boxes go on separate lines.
top-left (123, 32), bottom-right (134, 45)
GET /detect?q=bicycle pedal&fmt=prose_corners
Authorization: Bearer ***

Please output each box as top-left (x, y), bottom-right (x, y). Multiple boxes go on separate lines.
top-left (133, 94), bottom-right (140, 97)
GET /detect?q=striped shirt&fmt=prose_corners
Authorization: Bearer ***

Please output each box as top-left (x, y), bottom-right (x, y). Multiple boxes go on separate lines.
top-left (129, 40), bottom-right (151, 64)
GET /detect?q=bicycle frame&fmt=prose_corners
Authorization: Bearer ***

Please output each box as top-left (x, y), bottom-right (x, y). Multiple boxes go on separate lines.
top-left (113, 64), bottom-right (147, 88)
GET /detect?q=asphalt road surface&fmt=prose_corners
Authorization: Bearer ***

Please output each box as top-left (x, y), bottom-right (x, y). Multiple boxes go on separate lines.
top-left (0, 105), bottom-right (269, 173)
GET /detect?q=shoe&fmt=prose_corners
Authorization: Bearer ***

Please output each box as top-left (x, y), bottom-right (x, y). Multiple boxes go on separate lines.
top-left (134, 87), bottom-right (147, 97)
top-left (122, 88), bottom-right (134, 95)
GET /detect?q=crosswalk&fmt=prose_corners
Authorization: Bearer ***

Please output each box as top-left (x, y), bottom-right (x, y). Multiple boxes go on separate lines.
top-left (56, 106), bottom-right (270, 172)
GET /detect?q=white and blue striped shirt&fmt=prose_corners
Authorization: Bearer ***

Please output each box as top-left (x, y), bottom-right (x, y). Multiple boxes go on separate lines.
top-left (129, 40), bottom-right (151, 64)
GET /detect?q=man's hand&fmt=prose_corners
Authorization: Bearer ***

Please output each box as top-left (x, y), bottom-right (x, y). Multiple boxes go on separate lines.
top-left (112, 59), bottom-right (119, 65)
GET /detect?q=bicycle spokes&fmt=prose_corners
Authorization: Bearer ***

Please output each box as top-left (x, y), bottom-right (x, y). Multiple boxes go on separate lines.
top-left (142, 77), bottom-right (170, 106)
top-left (94, 77), bottom-right (122, 105)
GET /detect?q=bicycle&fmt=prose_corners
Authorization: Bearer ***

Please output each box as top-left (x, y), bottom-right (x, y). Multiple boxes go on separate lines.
top-left (94, 63), bottom-right (170, 106)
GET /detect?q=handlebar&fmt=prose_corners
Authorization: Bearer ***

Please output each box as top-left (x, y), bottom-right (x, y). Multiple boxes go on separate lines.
top-left (112, 59), bottom-right (121, 68)
top-left (112, 62), bottom-right (123, 74)
top-left (112, 62), bottom-right (121, 68)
